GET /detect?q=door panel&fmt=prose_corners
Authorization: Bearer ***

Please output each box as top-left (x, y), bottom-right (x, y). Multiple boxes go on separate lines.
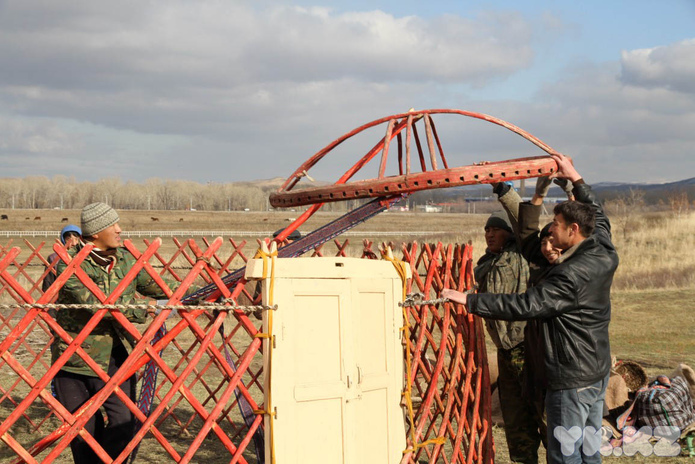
top-left (254, 258), bottom-right (406, 464)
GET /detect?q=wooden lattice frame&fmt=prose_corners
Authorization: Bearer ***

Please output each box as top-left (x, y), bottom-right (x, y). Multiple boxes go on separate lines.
top-left (0, 236), bottom-right (491, 463)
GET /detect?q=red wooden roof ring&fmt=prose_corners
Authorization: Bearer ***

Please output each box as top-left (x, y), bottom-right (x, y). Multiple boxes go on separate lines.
top-left (270, 109), bottom-right (562, 208)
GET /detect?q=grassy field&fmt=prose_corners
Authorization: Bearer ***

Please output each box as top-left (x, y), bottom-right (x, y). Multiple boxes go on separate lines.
top-left (1, 206), bottom-right (694, 462)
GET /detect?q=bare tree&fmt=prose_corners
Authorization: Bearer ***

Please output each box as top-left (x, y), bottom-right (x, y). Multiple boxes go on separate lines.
top-left (667, 190), bottom-right (690, 219)
top-left (604, 188), bottom-right (645, 240)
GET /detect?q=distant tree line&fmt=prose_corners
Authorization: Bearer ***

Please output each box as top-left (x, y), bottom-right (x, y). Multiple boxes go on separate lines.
top-left (0, 176), bottom-right (276, 211)
top-left (0, 176), bottom-right (362, 212)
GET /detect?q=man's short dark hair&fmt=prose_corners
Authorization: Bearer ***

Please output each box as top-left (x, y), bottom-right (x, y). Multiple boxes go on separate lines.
top-left (553, 201), bottom-right (595, 238)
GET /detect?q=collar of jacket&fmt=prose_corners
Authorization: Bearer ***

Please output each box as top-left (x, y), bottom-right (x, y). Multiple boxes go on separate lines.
top-left (477, 236), bottom-right (517, 265)
top-left (556, 235), bottom-right (596, 264)
top-left (73, 242), bottom-right (120, 272)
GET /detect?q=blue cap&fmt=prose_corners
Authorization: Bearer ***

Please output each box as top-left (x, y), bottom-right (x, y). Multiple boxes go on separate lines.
top-left (60, 224), bottom-right (82, 244)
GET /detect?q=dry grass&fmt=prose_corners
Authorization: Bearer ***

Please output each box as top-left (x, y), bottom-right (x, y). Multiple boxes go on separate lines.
top-left (609, 212), bottom-right (695, 290)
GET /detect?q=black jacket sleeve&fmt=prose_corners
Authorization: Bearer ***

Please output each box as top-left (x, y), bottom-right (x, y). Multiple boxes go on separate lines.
top-left (467, 269), bottom-right (578, 321)
top-left (572, 183), bottom-right (615, 253)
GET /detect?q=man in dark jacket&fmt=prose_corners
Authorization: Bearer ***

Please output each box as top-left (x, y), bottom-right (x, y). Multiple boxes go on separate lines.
top-left (443, 153), bottom-right (619, 464)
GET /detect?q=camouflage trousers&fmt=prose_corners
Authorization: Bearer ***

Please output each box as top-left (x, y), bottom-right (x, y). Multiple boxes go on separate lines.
top-left (498, 344), bottom-right (547, 464)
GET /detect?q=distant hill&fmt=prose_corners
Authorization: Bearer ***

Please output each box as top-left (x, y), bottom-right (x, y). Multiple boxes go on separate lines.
top-left (591, 177), bottom-right (695, 204)
top-left (411, 177), bottom-right (695, 204)
top-left (240, 177), bottom-right (286, 190)
top-left (593, 177), bottom-right (695, 191)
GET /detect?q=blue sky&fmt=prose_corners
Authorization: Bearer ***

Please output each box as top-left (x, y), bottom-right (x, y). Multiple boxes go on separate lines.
top-left (0, 0), bottom-right (694, 185)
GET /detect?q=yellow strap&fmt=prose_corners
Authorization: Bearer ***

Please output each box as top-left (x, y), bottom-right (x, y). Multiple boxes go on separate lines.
top-left (402, 436), bottom-right (448, 454)
top-left (253, 247), bottom-right (277, 305)
top-left (253, 245), bottom-right (278, 464)
top-left (381, 249), bottom-right (447, 454)
top-left (253, 409), bottom-right (277, 418)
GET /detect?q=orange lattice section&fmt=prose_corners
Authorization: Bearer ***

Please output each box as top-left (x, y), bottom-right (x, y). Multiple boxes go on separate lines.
top-left (0, 237), bottom-right (492, 464)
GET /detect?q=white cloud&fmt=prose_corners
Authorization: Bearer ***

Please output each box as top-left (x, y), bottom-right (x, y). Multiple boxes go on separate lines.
top-left (0, 1), bottom-right (537, 181)
top-left (495, 53), bottom-right (695, 182)
top-left (0, 1), bottom-right (692, 185)
top-left (620, 39), bottom-right (695, 94)
top-left (0, 1), bottom-right (534, 137)
top-left (0, 116), bottom-right (80, 154)
top-left (247, 8), bottom-right (533, 84)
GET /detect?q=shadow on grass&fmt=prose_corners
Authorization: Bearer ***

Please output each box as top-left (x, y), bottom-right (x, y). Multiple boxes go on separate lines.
top-left (0, 396), bottom-right (261, 464)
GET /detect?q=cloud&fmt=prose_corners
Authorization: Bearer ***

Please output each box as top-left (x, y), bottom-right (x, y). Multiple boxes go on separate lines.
top-left (0, 116), bottom-right (81, 155)
top-left (0, 2), bottom-right (692, 185)
top-left (0, 2), bottom-right (534, 136)
top-left (498, 51), bottom-right (695, 182)
top-left (0, 1), bottom-right (539, 182)
top-left (620, 39), bottom-right (695, 94)
top-left (248, 7), bottom-right (534, 84)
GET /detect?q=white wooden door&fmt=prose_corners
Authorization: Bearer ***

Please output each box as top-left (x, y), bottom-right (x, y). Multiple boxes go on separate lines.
top-left (246, 257), bottom-right (406, 464)
top-left (350, 277), bottom-right (405, 464)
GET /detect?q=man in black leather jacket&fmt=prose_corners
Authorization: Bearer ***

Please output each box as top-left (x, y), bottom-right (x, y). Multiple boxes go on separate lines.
top-left (443, 153), bottom-right (619, 464)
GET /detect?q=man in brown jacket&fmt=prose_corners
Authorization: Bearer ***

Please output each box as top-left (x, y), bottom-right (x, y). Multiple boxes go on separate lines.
top-left (476, 186), bottom-right (544, 464)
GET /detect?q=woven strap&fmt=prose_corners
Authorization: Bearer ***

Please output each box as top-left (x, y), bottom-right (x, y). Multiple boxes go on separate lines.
top-left (128, 322), bottom-right (167, 464)
top-left (219, 322), bottom-right (265, 463)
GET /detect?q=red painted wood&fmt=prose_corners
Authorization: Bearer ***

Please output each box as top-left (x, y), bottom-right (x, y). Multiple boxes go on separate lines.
top-left (0, 236), bottom-right (491, 464)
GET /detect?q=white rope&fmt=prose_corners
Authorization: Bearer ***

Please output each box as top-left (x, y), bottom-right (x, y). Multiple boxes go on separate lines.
top-left (0, 301), bottom-right (277, 314)
top-left (400, 292), bottom-right (449, 307)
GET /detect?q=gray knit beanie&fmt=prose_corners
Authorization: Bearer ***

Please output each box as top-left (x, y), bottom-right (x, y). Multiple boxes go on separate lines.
top-left (484, 211), bottom-right (513, 233)
top-left (81, 202), bottom-right (120, 237)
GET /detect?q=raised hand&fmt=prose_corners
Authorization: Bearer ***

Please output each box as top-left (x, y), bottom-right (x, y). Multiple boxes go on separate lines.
top-left (550, 153), bottom-right (581, 183)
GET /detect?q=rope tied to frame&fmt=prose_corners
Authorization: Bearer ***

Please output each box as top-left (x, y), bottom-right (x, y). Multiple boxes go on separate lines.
top-left (399, 292), bottom-right (450, 308)
top-left (380, 247), bottom-right (447, 455)
top-left (0, 302), bottom-right (277, 315)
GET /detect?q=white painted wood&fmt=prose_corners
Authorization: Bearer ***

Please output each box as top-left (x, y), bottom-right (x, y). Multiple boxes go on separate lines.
top-left (246, 257), bottom-right (407, 464)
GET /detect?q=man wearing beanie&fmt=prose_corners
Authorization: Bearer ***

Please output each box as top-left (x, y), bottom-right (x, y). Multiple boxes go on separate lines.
top-left (476, 186), bottom-right (544, 464)
top-left (445, 154), bottom-right (618, 464)
top-left (52, 202), bottom-right (182, 463)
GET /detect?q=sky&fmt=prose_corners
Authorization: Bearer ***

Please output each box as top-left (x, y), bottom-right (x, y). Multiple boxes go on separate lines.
top-left (1, 0), bottom-right (694, 185)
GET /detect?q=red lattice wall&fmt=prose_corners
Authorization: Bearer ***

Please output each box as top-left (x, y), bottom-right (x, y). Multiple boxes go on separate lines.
top-left (0, 237), bottom-right (492, 464)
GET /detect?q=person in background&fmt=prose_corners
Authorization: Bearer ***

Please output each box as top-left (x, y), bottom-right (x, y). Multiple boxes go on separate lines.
top-left (272, 227), bottom-right (301, 244)
top-left (42, 224), bottom-right (82, 293)
top-left (483, 183), bottom-right (546, 464)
